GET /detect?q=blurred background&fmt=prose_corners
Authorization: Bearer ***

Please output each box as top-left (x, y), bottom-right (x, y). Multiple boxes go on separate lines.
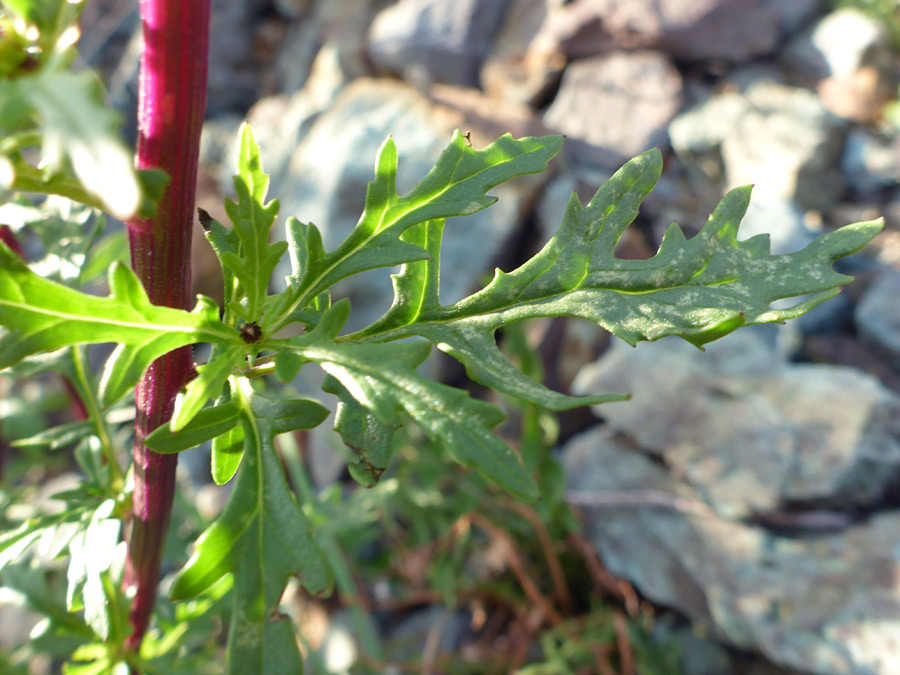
top-left (7, 0), bottom-right (900, 673)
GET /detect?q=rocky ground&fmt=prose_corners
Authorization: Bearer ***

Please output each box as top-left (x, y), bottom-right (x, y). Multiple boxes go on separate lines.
top-left (78, 1), bottom-right (900, 673)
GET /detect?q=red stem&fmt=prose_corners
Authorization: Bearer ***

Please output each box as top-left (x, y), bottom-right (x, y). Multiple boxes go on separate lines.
top-left (123, 0), bottom-right (210, 655)
top-left (0, 225), bottom-right (24, 257)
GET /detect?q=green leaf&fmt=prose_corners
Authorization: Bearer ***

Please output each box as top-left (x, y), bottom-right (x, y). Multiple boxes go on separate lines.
top-left (221, 124), bottom-right (289, 321)
top-left (273, 350), bottom-right (303, 383)
top-left (350, 148), bottom-right (883, 401)
top-left (170, 382), bottom-right (332, 607)
top-left (6, 70), bottom-right (142, 219)
top-left (206, 389), bottom-right (330, 483)
top-left (225, 603), bottom-right (303, 675)
top-left (272, 132), bottom-right (564, 330)
top-left (79, 230), bottom-right (129, 286)
top-left (280, 316), bottom-right (538, 499)
top-left (10, 419), bottom-right (93, 450)
top-left (0, 517), bottom-right (66, 571)
top-left (0, 245), bottom-right (240, 401)
top-left (65, 501), bottom-right (123, 642)
top-left (1, 0), bottom-right (72, 43)
top-left (284, 217), bottom-right (325, 293)
top-left (354, 219), bottom-right (628, 410)
top-left (279, 217), bottom-right (330, 327)
top-left (248, 390), bottom-right (330, 435)
top-left (171, 345), bottom-right (245, 432)
top-left (145, 402), bottom-right (242, 455)
top-left (199, 210), bottom-right (241, 319)
top-left (171, 381), bottom-right (332, 672)
top-left (323, 376), bottom-right (396, 488)
top-left (211, 424), bottom-right (245, 486)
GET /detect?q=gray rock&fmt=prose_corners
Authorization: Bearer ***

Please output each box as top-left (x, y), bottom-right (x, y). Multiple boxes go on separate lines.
top-left (480, 0), bottom-right (565, 105)
top-left (368, 0), bottom-right (512, 88)
top-left (721, 80), bottom-right (847, 210)
top-left (272, 21), bottom-right (322, 95)
top-left (542, 0), bottom-right (790, 63)
top-left (737, 199), bottom-right (815, 255)
top-left (674, 628), bottom-right (734, 675)
top-left (215, 36), bottom-right (368, 199)
top-left (543, 51), bottom-right (682, 169)
top-left (572, 332), bottom-right (900, 518)
top-left (763, 0), bottom-right (824, 35)
top-left (273, 0), bottom-right (310, 19)
top-left (384, 606), bottom-right (471, 662)
top-left (855, 270), bottom-right (900, 357)
top-left (783, 8), bottom-right (898, 122)
top-left (271, 0), bottom-right (383, 95)
top-left (670, 77), bottom-right (850, 212)
top-left (842, 128), bottom-right (900, 195)
top-left (669, 92), bottom-right (746, 158)
top-left (208, 0), bottom-right (261, 113)
top-left (564, 425), bottom-right (900, 674)
top-left (808, 8), bottom-right (888, 79)
top-left (277, 78), bottom-right (551, 331)
top-left (199, 114), bottom-right (244, 176)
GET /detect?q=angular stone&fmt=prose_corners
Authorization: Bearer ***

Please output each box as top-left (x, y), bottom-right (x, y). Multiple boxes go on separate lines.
top-left (856, 270), bottom-right (900, 358)
top-left (273, 0), bottom-right (310, 19)
top-left (842, 128), bottom-right (900, 194)
top-left (207, 0), bottom-right (262, 114)
top-left (480, 0), bottom-right (566, 105)
top-left (721, 80), bottom-right (847, 210)
top-left (572, 332), bottom-right (900, 518)
top-left (809, 8), bottom-right (889, 79)
top-left (543, 51), bottom-right (682, 169)
top-left (564, 425), bottom-right (900, 674)
top-left (368, 0), bottom-right (512, 88)
top-left (783, 8), bottom-right (899, 122)
top-left (542, 0), bottom-right (787, 63)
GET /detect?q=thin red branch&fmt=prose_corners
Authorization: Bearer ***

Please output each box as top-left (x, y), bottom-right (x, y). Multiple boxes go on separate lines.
top-left (123, 0), bottom-right (210, 656)
top-left (0, 225), bottom-right (24, 257)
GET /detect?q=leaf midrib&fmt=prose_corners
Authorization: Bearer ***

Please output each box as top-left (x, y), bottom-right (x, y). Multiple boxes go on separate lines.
top-left (0, 297), bottom-right (238, 343)
top-left (271, 143), bottom-right (537, 333)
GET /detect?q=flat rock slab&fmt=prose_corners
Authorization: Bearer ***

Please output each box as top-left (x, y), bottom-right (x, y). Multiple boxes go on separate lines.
top-left (543, 50), bottom-right (682, 169)
top-left (540, 0), bottom-right (821, 63)
top-left (572, 332), bottom-right (900, 518)
top-left (564, 425), bottom-right (900, 674)
top-left (368, 0), bottom-right (511, 88)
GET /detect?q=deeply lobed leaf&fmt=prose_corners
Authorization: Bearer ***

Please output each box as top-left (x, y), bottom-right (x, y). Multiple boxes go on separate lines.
top-left (221, 124), bottom-right (288, 322)
top-left (346, 148), bottom-right (883, 410)
top-left (274, 302), bottom-right (539, 500)
top-left (0, 243), bottom-right (239, 404)
top-left (169, 381), bottom-right (331, 671)
top-left (271, 132), bottom-right (564, 330)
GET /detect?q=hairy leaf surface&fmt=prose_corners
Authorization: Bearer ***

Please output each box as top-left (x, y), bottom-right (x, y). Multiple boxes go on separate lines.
top-left (221, 124), bottom-right (288, 322)
top-left (272, 132), bottom-right (564, 330)
top-left (278, 302), bottom-right (538, 500)
top-left (348, 149), bottom-right (883, 407)
top-left (2, 69), bottom-right (142, 218)
top-left (0, 244), bottom-right (238, 376)
top-left (170, 384), bottom-right (331, 602)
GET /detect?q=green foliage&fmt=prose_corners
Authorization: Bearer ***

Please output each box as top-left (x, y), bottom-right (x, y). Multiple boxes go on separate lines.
top-left (0, 1), bottom-right (163, 218)
top-left (0, 243), bottom-right (239, 405)
top-left (0, 111), bottom-right (883, 670)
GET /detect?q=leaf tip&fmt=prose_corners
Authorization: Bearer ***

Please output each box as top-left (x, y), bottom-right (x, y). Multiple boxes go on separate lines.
top-left (198, 208), bottom-right (213, 231)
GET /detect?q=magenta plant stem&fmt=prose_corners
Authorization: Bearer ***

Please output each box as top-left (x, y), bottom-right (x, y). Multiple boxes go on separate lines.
top-left (124, 0), bottom-right (210, 655)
